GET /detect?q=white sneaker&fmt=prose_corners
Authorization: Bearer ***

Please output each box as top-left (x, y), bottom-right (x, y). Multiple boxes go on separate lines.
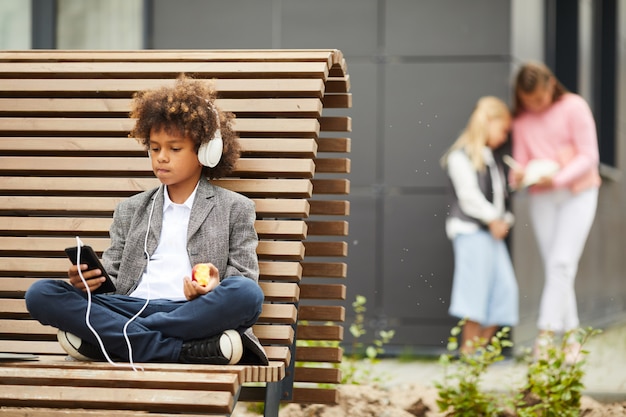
top-left (57, 331), bottom-right (104, 361)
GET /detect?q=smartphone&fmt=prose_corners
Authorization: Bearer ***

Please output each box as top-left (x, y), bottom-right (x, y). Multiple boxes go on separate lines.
top-left (64, 245), bottom-right (116, 294)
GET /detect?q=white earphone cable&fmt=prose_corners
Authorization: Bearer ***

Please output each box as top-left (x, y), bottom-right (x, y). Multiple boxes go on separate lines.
top-left (75, 185), bottom-right (161, 372)
top-left (75, 236), bottom-right (139, 370)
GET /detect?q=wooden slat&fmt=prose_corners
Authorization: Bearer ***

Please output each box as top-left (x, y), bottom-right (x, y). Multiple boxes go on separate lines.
top-left (313, 158), bottom-right (351, 174)
top-left (0, 340), bottom-right (65, 355)
top-left (298, 305), bottom-right (345, 322)
top-left (0, 118), bottom-right (320, 137)
top-left (258, 261), bottom-right (302, 282)
top-left (301, 262), bottom-right (347, 278)
top-left (0, 237), bottom-right (305, 261)
top-left (0, 218), bottom-right (306, 239)
top-left (0, 197), bottom-right (310, 218)
top-left (0, 98), bottom-right (323, 117)
top-left (0, 137), bottom-right (318, 158)
top-left (0, 157), bottom-right (316, 179)
top-left (322, 94), bottom-right (352, 109)
top-left (0, 407), bottom-right (186, 417)
top-left (294, 366), bottom-right (341, 384)
top-left (303, 241), bottom-right (348, 257)
top-left (0, 50), bottom-right (338, 64)
top-left (0, 61), bottom-right (330, 79)
top-left (326, 76), bottom-right (350, 93)
top-left (252, 325), bottom-right (294, 345)
top-left (319, 116), bottom-right (351, 132)
top-left (0, 319), bottom-right (56, 336)
top-left (260, 304), bottom-right (298, 324)
top-left (305, 220), bottom-right (348, 236)
top-left (0, 78), bottom-right (328, 98)
top-left (258, 282), bottom-right (299, 303)
top-left (297, 325), bottom-right (344, 341)
top-left (299, 284), bottom-right (346, 300)
top-left (254, 220), bottom-right (308, 240)
top-left (292, 387), bottom-right (339, 405)
top-left (0, 259), bottom-right (301, 282)
top-left (0, 366), bottom-right (241, 392)
top-left (312, 179), bottom-right (350, 194)
top-left (295, 346), bottom-right (343, 363)
top-left (0, 217), bottom-right (113, 235)
top-left (316, 137), bottom-right (351, 153)
top-left (309, 200), bottom-right (349, 216)
top-left (0, 385), bottom-right (235, 414)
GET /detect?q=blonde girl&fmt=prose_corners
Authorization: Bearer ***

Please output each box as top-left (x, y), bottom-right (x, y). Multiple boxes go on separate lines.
top-left (442, 96), bottom-right (519, 354)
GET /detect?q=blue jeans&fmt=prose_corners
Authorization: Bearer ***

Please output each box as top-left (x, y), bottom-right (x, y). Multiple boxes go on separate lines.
top-left (25, 276), bottom-right (263, 362)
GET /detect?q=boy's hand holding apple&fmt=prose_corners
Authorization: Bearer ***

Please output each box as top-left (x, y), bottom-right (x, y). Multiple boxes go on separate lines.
top-left (183, 263), bottom-right (219, 300)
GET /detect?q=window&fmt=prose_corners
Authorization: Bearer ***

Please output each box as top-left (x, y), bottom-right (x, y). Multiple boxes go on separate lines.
top-left (57, 0), bottom-right (143, 49)
top-left (0, 0), bottom-right (31, 49)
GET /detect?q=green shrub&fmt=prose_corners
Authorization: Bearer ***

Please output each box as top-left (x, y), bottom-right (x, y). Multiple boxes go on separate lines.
top-left (435, 321), bottom-right (600, 417)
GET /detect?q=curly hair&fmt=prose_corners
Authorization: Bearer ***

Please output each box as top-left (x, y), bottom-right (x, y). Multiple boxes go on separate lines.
top-left (129, 74), bottom-right (240, 179)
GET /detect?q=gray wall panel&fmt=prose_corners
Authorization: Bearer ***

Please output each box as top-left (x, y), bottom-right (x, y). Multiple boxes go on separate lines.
top-left (385, 0), bottom-right (510, 56)
top-left (281, 0), bottom-right (378, 54)
top-left (343, 195), bottom-right (378, 311)
top-left (379, 193), bottom-right (456, 352)
top-left (153, 0), bottom-right (273, 48)
top-left (382, 194), bottom-right (453, 318)
top-left (384, 62), bottom-right (511, 188)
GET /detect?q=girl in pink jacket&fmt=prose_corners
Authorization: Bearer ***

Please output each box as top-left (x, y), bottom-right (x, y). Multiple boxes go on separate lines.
top-left (511, 62), bottom-right (601, 363)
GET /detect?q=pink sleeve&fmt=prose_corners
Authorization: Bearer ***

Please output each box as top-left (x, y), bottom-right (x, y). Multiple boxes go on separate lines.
top-left (552, 96), bottom-right (599, 188)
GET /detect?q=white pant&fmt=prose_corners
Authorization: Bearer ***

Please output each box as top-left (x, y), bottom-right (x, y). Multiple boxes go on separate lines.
top-left (529, 187), bottom-right (598, 332)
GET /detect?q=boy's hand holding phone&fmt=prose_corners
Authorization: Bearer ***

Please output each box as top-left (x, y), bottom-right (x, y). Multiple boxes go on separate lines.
top-left (65, 244), bottom-right (116, 294)
top-left (68, 263), bottom-right (107, 293)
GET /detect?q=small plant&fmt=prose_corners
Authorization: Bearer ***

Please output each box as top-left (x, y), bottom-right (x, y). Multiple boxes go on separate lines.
top-left (435, 320), bottom-right (514, 416)
top-left (516, 327), bottom-right (601, 417)
top-left (294, 295), bottom-right (395, 386)
top-left (341, 294), bottom-right (395, 384)
top-left (435, 321), bottom-right (601, 417)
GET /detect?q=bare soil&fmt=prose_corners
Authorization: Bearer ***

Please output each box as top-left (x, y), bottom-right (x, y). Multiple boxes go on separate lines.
top-left (233, 383), bottom-right (626, 417)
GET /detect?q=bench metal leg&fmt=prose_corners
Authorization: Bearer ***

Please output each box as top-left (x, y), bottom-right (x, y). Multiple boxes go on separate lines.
top-left (263, 381), bottom-right (281, 417)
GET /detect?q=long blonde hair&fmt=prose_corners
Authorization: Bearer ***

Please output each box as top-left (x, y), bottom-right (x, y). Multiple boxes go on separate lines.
top-left (441, 96), bottom-right (511, 171)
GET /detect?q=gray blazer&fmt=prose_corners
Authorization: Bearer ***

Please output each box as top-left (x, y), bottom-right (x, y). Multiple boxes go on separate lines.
top-left (102, 178), bottom-right (259, 296)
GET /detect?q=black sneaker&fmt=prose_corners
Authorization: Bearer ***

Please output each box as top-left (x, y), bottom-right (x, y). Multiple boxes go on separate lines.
top-left (57, 330), bottom-right (105, 361)
top-left (179, 329), bottom-right (243, 365)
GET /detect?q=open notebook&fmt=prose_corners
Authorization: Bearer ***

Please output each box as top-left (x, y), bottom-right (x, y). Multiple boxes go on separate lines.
top-left (503, 155), bottom-right (560, 188)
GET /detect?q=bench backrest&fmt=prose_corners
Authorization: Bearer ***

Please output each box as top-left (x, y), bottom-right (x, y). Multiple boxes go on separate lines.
top-left (0, 50), bottom-right (351, 405)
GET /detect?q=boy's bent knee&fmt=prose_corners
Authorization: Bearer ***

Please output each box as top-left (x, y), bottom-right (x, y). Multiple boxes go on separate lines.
top-left (25, 280), bottom-right (71, 316)
top-left (221, 276), bottom-right (264, 306)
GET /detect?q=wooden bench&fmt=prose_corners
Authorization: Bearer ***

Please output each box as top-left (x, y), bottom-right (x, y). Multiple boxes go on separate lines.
top-left (0, 50), bottom-right (351, 416)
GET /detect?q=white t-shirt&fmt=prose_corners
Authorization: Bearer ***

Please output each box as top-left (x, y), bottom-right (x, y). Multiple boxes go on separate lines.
top-left (130, 184), bottom-right (198, 301)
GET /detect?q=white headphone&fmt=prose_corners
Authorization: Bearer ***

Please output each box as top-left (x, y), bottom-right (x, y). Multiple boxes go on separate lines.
top-left (147, 104), bottom-right (223, 168)
top-left (197, 106), bottom-right (223, 168)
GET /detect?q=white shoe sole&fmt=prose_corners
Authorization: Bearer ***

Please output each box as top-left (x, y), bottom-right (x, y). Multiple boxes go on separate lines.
top-left (57, 331), bottom-right (92, 361)
top-left (221, 329), bottom-right (243, 365)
